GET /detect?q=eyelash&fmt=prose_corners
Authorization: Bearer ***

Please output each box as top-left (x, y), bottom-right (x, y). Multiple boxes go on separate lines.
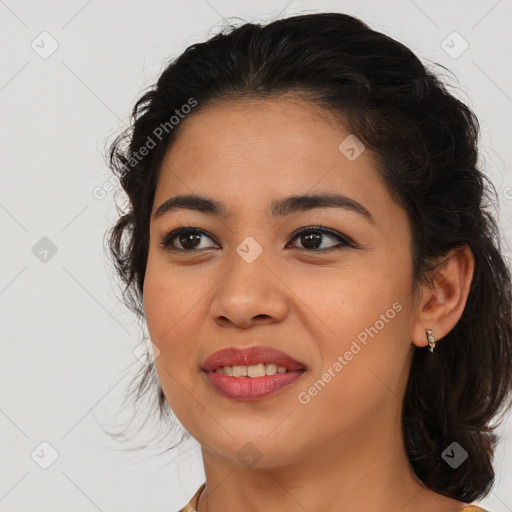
top-left (159, 225), bottom-right (357, 253)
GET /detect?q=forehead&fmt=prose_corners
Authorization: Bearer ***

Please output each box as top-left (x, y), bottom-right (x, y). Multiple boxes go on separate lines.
top-left (152, 96), bottom-right (400, 231)
top-left (164, 95), bottom-right (351, 161)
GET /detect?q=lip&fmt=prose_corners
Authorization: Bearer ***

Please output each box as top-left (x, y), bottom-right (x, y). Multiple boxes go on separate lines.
top-left (201, 345), bottom-right (307, 401)
top-left (204, 370), bottom-right (306, 401)
top-left (201, 345), bottom-right (307, 372)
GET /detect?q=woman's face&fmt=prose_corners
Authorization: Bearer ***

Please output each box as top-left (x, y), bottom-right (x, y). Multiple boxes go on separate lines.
top-left (143, 96), bottom-right (423, 468)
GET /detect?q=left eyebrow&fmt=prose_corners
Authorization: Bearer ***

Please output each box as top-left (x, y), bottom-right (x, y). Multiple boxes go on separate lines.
top-left (153, 192), bottom-right (375, 226)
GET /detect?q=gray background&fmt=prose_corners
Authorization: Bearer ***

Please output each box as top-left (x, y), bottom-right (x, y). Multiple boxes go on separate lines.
top-left (1, 0), bottom-right (511, 510)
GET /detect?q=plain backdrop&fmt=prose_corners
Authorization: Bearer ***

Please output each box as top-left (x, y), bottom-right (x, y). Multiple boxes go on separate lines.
top-left (1, 0), bottom-right (511, 511)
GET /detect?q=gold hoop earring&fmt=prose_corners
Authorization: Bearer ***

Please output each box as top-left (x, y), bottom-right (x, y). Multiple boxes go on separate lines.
top-left (426, 328), bottom-right (436, 353)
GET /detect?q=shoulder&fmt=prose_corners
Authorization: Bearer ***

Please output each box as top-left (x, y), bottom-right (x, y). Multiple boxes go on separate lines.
top-left (461, 506), bottom-right (490, 512)
top-left (177, 482), bottom-right (206, 512)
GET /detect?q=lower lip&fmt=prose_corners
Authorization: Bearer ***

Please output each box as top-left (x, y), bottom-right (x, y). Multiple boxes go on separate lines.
top-left (203, 370), bottom-right (306, 401)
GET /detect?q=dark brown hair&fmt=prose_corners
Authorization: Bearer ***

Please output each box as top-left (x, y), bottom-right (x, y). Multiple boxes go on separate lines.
top-left (105, 12), bottom-right (512, 502)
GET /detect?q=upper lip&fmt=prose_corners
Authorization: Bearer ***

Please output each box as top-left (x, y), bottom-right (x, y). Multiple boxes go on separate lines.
top-left (201, 345), bottom-right (307, 372)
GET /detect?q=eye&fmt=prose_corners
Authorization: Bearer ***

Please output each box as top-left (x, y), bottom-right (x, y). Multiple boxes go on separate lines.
top-left (160, 227), bottom-right (219, 252)
top-left (159, 225), bottom-right (355, 253)
top-left (287, 226), bottom-right (355, 252)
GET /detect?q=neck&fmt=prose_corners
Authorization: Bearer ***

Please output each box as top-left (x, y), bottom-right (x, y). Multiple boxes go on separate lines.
top-left (196, 403), bottom-right (462, 512)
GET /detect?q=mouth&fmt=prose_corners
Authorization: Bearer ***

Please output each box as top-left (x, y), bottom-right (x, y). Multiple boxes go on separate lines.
top-left (201, 345), bottom-right (307, 401)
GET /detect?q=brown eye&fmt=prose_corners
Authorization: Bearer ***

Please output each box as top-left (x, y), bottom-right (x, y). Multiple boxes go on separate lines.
top-left (160, 228), bottom-right (218, 252)
top-left (287, 226), bottom-right (354, 251)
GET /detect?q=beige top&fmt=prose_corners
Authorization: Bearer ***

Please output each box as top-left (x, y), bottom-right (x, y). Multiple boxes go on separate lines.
top-left (178, 483), bottom-right (490, 511)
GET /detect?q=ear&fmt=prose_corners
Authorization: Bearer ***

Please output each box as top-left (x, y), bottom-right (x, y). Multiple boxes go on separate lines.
top-left (411, 245), bottom-right (475, 349)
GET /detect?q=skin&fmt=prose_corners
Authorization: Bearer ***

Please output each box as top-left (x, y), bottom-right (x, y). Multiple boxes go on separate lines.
top-left (143, 96), bottom-right (475, 512)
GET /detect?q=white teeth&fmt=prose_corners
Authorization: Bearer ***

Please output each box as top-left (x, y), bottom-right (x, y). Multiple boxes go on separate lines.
top-left (232, 365), bottom-right (247, 377)
top-left (214, 363), bottom-right (290, 377)
top-left (265, 363), bottom-right (278, 375)
top-left (248, 363), bottom-right (265, 377)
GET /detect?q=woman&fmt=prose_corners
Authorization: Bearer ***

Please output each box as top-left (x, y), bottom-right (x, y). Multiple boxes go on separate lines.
top-left (106, 12), bottom-right (512, 512)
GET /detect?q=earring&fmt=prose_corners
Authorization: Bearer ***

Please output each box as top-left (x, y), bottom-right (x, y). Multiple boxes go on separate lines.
top-left (426, 328), bottom-right (436, 353)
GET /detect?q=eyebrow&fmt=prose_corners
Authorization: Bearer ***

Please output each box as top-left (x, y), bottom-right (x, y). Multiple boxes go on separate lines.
top-left (153, 193), bottom-right (375, 225)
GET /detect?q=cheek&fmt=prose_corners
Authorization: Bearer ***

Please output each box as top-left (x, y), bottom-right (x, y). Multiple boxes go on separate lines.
top-left (143, 270), bottom-right (202, 424)
top-left (143, 260), bottom-right (205, 377)
top-left (305, 263), bottom-right (412, 390)
top-left (143, 278), bottom-right (170, 341)
top-left (298, 261), bottom-right (407, 343)
top-left (143, 256), bottom-right (189, 342)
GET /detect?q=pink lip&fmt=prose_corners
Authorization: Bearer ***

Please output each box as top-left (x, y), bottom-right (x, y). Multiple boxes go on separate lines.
top-left (204, 370), bottom-right (306, 401)
top-left (201, 345), bottom-right (307, 372)
top-left (201, 345), bottom-right (307, 401)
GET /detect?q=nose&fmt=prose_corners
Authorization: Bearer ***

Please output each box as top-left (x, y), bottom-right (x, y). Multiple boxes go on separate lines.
top-left (208, 247), bottom-right (289, 329)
